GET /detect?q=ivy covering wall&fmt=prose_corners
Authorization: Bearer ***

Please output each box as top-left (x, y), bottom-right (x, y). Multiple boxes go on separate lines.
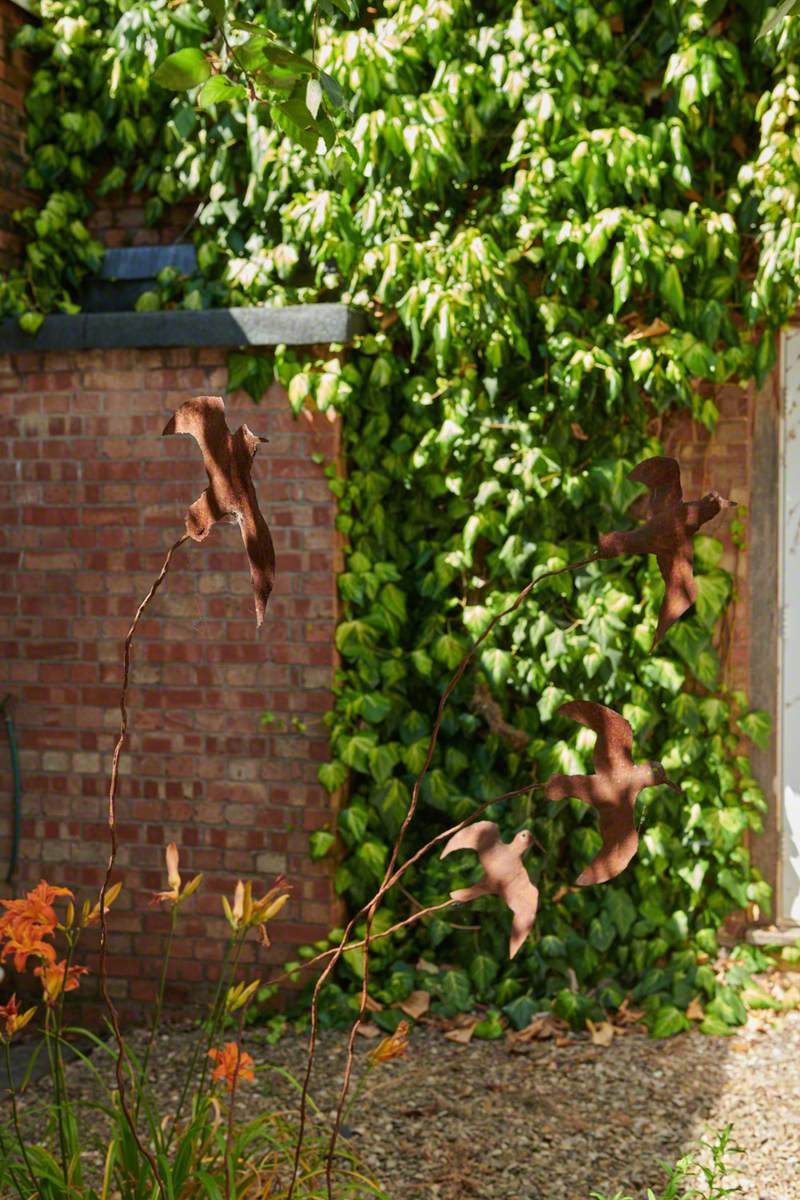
top-left (4, 0), bottom-right (800, 1036)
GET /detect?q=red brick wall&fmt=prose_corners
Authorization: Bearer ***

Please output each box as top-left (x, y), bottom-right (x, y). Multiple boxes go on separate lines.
top-left (0, 0), bottom-right (32, 269)
top-left (87, 188), bottom-right (198, 250)
top-left (662, 382), bottom-right (753, 691)
top-left (0, 346), bottom-right (342, 1017)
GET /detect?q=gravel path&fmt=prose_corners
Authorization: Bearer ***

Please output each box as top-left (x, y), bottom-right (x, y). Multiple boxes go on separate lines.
top-left (5, 1006), bottom-right (799, 1199)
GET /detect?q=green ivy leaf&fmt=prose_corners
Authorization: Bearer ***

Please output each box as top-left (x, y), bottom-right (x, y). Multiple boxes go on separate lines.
top-left (605, 889), bottom-right (637, 940)
top-left (502, 995), bottom-right (539, 1030)
top-left (19, 311), bottom-right (44, 334)
top-left (356, 839), bottom-right (387, 880)
top-left (337, 804), bottom-right (368, 848)
top-left (198, 76), bottom-right (247, 109)
top-left (470, 954), bottom-right (498, 994)
top-left (694, 570), bottom-right (732, 628)
top-left (648, 1004), bottom-right (690, 1039)
top-left (153, 49), bottom-right (211, 91)
top-left (659, 263), bottom-right (685, 319)
top-left (432, 634), bottom-right (464, 669)
top-left (472, 1009), bottom-right (505, 1039)
top-left (309, 830), bottom-right (335, 860)
top-left (441, 969), bottom-right (472, 1013)
top-left (736, 710), bottom-right (771, 750)
top-left (318, 761), bottom-right (347, 793)
top-left (480, 648), bottom-right (512, 687)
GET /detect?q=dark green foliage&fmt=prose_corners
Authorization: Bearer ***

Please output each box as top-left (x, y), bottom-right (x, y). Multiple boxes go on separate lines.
top-left (4, 0), bottom-right (798, 1034)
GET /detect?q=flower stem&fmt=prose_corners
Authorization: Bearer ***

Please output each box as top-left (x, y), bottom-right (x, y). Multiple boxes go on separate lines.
top-left (135, 905), bottom-right (177, 1126)
top-left (199, 932), bottom-right (246, 1098)
top-left (340, 1061), bottom-right (373, 1129)
top-left (44, 1006), bottom-right (70, 1182)
top-left (0, 1105), bottom-right (29, 1200)
top-left (167, 930), bottom-right (241, 1147)
top-left (3, 1039), bottom-right (44, 1200)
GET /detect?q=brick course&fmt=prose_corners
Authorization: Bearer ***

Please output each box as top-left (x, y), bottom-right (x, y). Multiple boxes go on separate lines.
top-left (0, 346), bottom-right (343, 1017)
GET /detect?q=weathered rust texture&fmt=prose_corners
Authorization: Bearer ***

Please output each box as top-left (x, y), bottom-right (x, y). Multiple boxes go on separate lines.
top-left (597, 455), bottom-right (735, 644)
top-left (544, 700), bottom-right (679, 886)
top-left (163, 395), bottom-right (275, 626)
top-left (440, 822), bottom-right (538, 959)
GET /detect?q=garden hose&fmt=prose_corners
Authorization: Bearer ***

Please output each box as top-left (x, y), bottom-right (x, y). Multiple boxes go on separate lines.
top-left (1, 695), bottom-right (21, 885)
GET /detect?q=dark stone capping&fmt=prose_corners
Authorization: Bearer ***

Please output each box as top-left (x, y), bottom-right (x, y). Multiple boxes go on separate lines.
top-left (96, 245), bottom-right (198, 280)
top-left (0, 305), bottom-right (367, 354)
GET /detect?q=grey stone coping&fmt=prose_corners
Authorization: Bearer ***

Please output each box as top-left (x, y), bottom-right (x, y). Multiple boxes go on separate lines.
top-left (0, 304), bottom-right (367, 353)
top-left (96, 244), bottom-right (198, 280)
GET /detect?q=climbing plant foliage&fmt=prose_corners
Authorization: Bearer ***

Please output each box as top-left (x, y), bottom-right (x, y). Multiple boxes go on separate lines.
top-left (5, 0), bottom-right (800, 1036)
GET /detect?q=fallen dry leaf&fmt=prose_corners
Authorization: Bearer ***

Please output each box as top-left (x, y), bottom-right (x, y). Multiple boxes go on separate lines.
top-left (616, 998), bottom-right (645, 1026)
top-left (587, 1019), bottom-right (615, 1048)
top-left (781, 985), bottom-right (800, 1007)
top-left (686, 996), bottom-right (705, 1022)
top-left (355, 1023), bottom-right (382, 1040)
top-left (624, 317), bottom-right (670, 342)
top-left (398, 990), bottom-right (431, 1021)
top-left (415, 958), bottom-right (439, 974)
top-left (507, 1013), bottom-right (564, 1044)
top-left (570, 421), bottom-right (589, 441)
top-left (364, 994), bottom-right (384, 1013)
top-left (444, 1019), bottom-right (479, 1045)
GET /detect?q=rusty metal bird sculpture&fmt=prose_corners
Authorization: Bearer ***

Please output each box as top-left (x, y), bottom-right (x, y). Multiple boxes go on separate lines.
top-left (440, 822), bottom-right (538, 959)
top-left (163, 395), bottom-right (275, 627)
top-left (597, 456), bottom-right (735, 645)
top-left (544, 701), bottom-right (679, 886)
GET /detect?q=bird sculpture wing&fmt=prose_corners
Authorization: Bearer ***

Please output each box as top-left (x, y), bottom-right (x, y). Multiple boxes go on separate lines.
top-left (653, 546), bottom-right (696, 644)
top-left (501, 871), bottom-right (540, 959)
top-left (557, 700), bottom-right (634, 775)
top-left (163, 395), bottom-right (275, 627)
top-left (440, 820), bottom-right (501, 860)
top-left (576, 804), bottom-right (639, 887)
top-left (628, 456), bottom-right (683, 515)
top-left (543, 773), bottom-right (597, 805)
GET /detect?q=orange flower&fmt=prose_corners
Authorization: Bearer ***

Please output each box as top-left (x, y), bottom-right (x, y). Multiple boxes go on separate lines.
top-left (82, 880), bottom-right (123, 927)
top-left (368, 1020), bottom-right (410, 1067)
top-left (34, 959), bottom-right (88, 1007)
top-left (0, 915), bottom-right (58, 972)
top-left (0, 880), bottom-right (73, 937)
top-left (221, 876), bottom-right (291, 947)
top-left (207, 1042), bottom-right (255, 1093)
top-left (150, 843), bottom-right (202, 907)
top-left (0, 994), bottom-right (36, 1040)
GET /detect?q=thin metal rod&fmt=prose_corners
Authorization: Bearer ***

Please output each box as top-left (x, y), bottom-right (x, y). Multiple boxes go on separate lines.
top-left (97, 533), bottom-right (190, 1198)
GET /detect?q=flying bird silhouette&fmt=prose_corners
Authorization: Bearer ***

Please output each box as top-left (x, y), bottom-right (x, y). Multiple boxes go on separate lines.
top-left (163, 395), bottom-right (275, 627)
top-left (597, 456), bottom-right (735, 644)
top-left (440, 822), bottom-right (538, 959)
top-left (544, 700), bottom-right (679, 886)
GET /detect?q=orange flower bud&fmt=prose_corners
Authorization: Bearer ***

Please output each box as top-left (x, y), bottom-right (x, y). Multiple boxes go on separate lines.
top-left (368, 1020), bottom-right (410, 1066)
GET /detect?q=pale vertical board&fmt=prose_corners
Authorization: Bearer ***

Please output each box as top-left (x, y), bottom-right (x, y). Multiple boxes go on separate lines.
top-left (782, 328), bottom-right (800, 921)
